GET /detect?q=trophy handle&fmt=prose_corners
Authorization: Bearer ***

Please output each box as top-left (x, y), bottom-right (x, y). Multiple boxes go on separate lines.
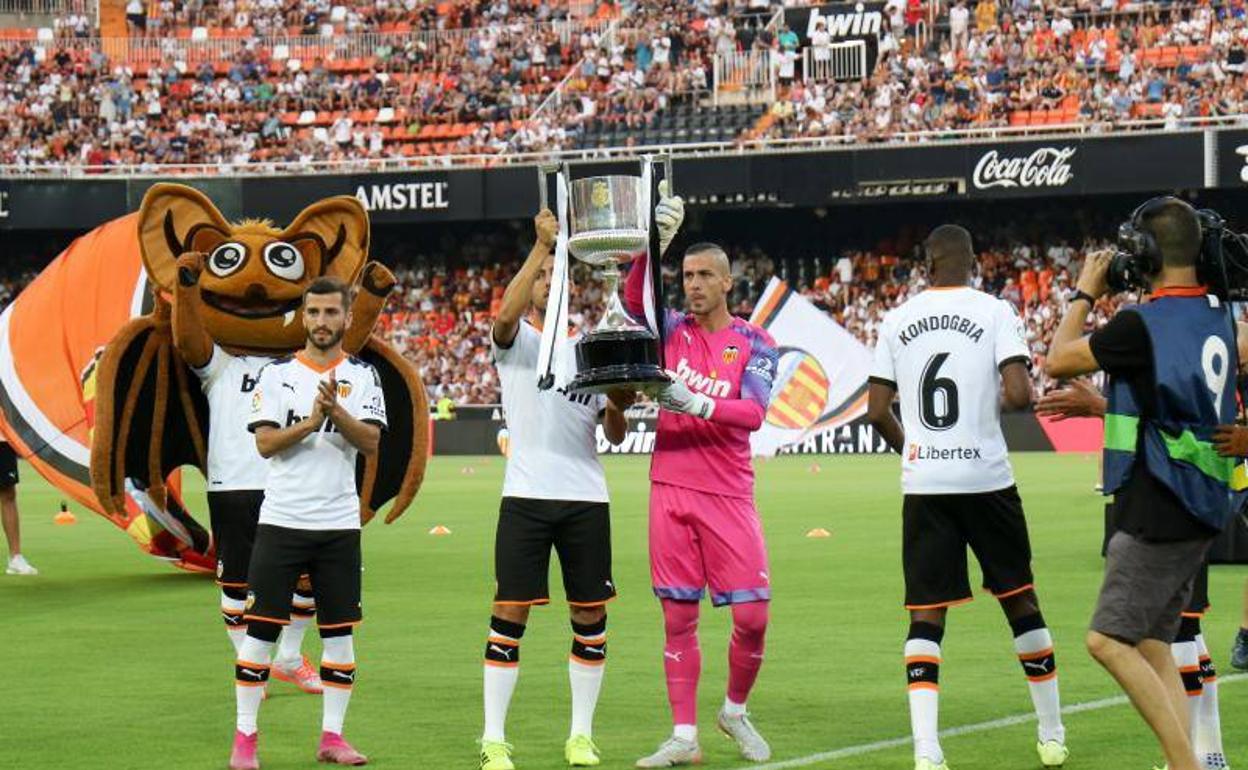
top-left (536, 162), bottom-right (560, 212)
top-left (644, 153), bottom-right (675, 195)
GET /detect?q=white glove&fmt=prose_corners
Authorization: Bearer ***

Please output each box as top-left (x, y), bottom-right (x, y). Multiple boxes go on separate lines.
top-left (655, 179), bottom-right (684, 257)
top-left (658, 370), bottom-right (715, 420)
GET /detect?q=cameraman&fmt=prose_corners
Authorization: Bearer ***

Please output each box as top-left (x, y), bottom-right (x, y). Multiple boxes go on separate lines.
top-left (1046, 197), bottom-right (1244, 770)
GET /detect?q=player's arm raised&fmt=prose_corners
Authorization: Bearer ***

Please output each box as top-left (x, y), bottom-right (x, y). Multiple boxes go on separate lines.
top-left (493, 209), bottom-right (557, 348)
top-left (320, 374), bottom-right (382, 457)
top-left (622, 182), bottom-right (683, 319)
top-left (1045, 249), bottom-right (1111, 379)
top-left (172, 251), bottom-right (214, 368)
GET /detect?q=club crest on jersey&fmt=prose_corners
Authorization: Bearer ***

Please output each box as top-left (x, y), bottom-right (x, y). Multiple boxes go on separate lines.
top-left (673, 357), bottom-right (731, 398)
top-left (337, 380), bottom-right (353, 398)
top-left (722, 345), bottom-right (740, 364)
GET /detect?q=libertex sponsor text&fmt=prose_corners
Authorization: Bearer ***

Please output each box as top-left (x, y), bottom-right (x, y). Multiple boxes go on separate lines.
top-left (907, 444), bottom-right (983, 461)
top-left (972, 147), bottom-right (1076, 190)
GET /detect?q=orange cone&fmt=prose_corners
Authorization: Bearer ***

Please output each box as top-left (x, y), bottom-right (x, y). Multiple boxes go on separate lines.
top-left (805, 528), bottom-right (831, 538)
top-left (54, 501), bottom-right (77, 525)
top-left (428, 525), bottom-right (451, 536)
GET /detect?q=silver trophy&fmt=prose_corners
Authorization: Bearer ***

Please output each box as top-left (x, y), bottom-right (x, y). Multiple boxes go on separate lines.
top-left (539, 158), bottom-right (671, 394)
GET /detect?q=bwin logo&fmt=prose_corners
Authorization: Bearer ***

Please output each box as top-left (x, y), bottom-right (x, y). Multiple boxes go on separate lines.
top-left (806, 3), bottom-right (882, 39)
top-left (673, 358), bottom-right (731, 398)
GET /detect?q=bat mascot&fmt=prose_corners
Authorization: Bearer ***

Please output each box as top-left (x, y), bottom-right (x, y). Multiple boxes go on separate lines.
top-left (90, 183), bottom-right (428, 539)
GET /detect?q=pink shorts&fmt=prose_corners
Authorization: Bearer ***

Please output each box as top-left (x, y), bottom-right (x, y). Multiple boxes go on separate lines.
top-left (649, 481), bottom-right (770, 607)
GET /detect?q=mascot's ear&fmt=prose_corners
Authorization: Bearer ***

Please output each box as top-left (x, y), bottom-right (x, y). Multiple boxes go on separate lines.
top-left (138, 183), bottom-right (233, 292)
top-left (281, 196), bottom-right (370, 284)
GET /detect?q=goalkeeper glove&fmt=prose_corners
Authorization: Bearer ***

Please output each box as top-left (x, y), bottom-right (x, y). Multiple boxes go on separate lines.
top-left (658, 372), bottom-right (715, 420)
top-left (655, 180), bottom-right (684, 256)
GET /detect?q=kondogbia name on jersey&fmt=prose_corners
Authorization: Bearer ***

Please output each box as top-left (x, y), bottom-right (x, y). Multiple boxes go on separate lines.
top-left (896, 314), bottom-right (986, 346)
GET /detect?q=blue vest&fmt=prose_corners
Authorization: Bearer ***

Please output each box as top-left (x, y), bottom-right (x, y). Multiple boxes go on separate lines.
top-left (1102, 293), bottom-right (1245, 531)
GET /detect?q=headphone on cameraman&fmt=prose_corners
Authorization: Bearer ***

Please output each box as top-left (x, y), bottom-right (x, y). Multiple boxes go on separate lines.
top-left (1116, 195), bottom-right (1178, 277)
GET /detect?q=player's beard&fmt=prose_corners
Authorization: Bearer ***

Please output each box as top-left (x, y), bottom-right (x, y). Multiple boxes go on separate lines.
top-left (308, 326), bottom-right (344, 351)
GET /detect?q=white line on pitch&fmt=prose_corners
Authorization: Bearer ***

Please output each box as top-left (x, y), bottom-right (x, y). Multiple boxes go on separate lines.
top-left (728, 673), bottom-right (1248, 770)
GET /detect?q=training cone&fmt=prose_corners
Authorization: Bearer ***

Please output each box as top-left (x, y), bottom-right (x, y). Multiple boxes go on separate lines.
top-left (428, 525), bottom-right (452, 536)
top-left (54, 502), bottom-right (76, 525)
top-left (809, 463), bottom-right (822, 473)
top-left (806, 528), bottom-right (831, 538)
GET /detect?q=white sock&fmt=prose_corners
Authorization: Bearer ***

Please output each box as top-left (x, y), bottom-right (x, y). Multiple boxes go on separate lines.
top-left (222, 592), bottom-right (247, 654)
top-left (321, 634), bottom-right (355, 735)
top-left (483, 622), bottom-right (522, 743)
top-left (1194, 634), bottom-right (1225, 758)
top-left (1014, 627), bottom-right (1064, 744)
top-left (673, 724), bottom-right (697, 742)
top-left (569, 623), bottom-right (606, 738)
top-left (236, 636), bottom-right (274, 735)
top-left (905, 638), bottom-right (942, 763)
top-left (1172, 638), bottom-right (1202, 738)
top-left (722, 697), bottom-right (747, 717)
top-left (277, 599), bottom-right (314, 665)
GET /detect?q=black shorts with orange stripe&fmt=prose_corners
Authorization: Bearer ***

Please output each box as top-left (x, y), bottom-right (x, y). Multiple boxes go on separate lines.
top-left (903, 486), bottom-right (1034, 610)
top-left (494, 497), bottom-right (615, 607)
top-left (1184, 561), bottom-right (1210, 617)
top-left (245, 524), bottom-right (361, 629)
top-left (207, 490), bottom-right (264, 588)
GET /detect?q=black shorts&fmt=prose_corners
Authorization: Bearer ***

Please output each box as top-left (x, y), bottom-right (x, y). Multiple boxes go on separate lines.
top-left (245, 524), bottom-right (361, 630)
top-left (1184, 562), bottom-right (1210, 617)
top-left (903, 486), bottom-right (1034, 609)
top-left (0, 443), bottom-right (18, 489)
top-left (207, 490), bottom-right (264, 588)
top-left (494, 497), bottom-right (615, 607)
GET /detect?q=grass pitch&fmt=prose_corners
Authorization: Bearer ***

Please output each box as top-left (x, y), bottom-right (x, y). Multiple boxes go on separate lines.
top-left (6, 452), bottom-right (1248, 770)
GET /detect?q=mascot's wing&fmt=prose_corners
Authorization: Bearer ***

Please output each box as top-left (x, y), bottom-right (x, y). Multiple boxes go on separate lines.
top-left (354, 336), bottom-right (429, 525)
top-left (90, 311), bottom-right (210, 517)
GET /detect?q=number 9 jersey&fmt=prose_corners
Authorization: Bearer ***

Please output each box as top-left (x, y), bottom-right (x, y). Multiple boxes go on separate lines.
top-left (870, 287), bottom-right (1030, 494)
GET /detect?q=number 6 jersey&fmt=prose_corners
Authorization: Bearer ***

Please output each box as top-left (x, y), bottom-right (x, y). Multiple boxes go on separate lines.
top-left (870, 286), bottom-right (1030, 494)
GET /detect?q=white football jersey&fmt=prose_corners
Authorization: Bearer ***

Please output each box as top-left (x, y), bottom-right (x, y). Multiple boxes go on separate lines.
top-left (871, 287), bottom-right (1030, 494)
top-left (248, 352), bottom-right (388, 530)
top-left (492, 320), bottom-right (608, 503)
top-left (193, 345), bottom-right (271, 491)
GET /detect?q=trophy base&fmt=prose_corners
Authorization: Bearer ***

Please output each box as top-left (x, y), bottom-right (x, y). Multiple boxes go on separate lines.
top-left (572, 328), bottom-right (669, 396)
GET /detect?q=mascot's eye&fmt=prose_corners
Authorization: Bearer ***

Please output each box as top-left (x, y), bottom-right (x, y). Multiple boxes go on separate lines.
top-left (264, 242), bottom-right (305, 281)
top-left (207, 242), bottom-right (246, 277)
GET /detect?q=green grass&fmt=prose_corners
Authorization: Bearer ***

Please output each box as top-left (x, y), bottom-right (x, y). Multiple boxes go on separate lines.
top-left (6, 452), bottom-right (1248, 769)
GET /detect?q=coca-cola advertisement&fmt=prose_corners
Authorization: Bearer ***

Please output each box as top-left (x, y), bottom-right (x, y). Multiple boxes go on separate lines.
top-left (971, 146), bottom-right (1077, 190)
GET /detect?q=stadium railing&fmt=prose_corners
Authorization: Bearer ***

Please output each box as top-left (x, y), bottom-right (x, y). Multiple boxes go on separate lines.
top-left (1, 115), bottom-right (1243, 177)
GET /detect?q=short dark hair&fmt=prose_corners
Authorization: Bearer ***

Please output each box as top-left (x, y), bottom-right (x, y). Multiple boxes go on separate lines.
top-left (923, 224), bottom-right (975, 273)
top-left (303, 275), bottom-right (352, 309)
top-left (1141, 199), bottom-right (1202, 268)
top-left (684, 242), bottom-right (726, 259)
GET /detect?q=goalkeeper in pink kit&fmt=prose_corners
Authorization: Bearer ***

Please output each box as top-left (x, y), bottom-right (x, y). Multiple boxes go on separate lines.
top-left (624, 186), bottom-right (779, 767)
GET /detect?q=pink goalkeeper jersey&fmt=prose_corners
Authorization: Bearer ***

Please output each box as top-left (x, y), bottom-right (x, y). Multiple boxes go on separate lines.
top-left (625, 255), bottom-right (779, 499)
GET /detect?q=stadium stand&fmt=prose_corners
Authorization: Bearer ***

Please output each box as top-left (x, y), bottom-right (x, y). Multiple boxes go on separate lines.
top-left (0, 0), bottom-right (1241, 169)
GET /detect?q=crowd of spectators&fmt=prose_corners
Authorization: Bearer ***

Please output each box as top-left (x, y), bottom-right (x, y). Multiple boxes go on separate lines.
top-left (761, 0), bottom-right (1248, 141)
top-left (3, 0), bottom-right (1242, 170)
